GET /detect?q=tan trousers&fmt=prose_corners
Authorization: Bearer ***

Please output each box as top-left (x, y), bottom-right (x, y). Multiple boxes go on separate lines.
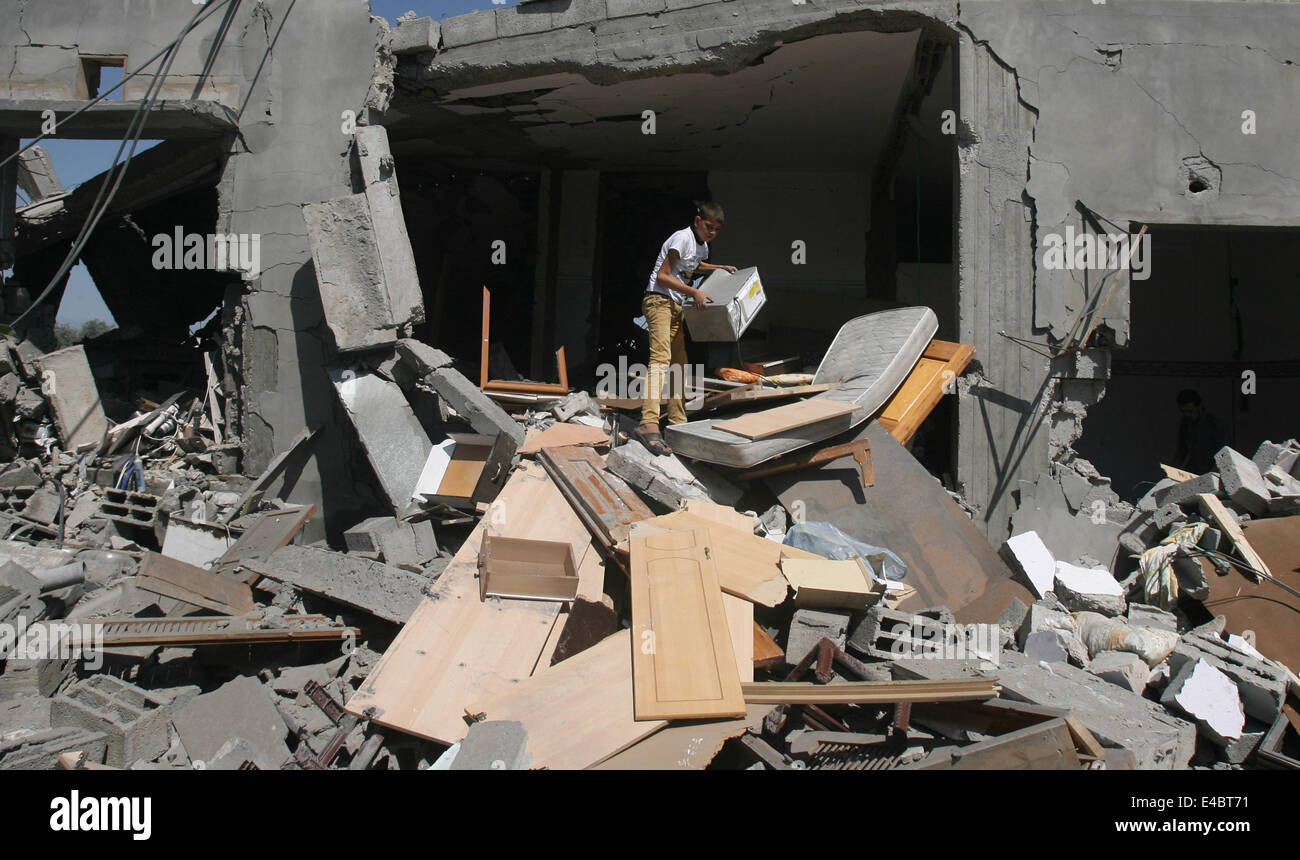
top-left (641, 293), bottom-right (689, 426)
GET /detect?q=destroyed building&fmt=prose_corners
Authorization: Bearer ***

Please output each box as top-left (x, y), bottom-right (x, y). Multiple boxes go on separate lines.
top-left (0, 1), bottom-right (1297, 772)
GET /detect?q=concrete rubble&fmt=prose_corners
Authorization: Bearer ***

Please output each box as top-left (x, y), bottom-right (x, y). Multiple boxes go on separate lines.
top-left (0, 0), bottom-right (1297, 777)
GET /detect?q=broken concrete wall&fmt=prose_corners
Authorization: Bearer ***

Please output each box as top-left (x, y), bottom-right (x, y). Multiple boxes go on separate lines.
top-left (1, 0), bottom-right (245, 103)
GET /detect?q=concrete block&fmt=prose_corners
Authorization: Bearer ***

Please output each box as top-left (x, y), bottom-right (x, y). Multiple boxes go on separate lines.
top-left (1252, 439), bottom-right (1299, 474)
top-left (32, 346), bottom-right (108, 452)
top-left (553, 391), bottom-right (600, 422)
top-left (303, 194), bottom-right (397, 352)
top-left (172, 676), bottom-right (289, 768)
top-left (1168, 632), bottom-right (1288, 723)
top-left (271, 664), bottom-right (330, 697)
top-left (0, 727), bottom-right (108, 770)
top-left (261, 544), bottom-right (429, 624)
top-left (331, 369), bottom-right (433, 509)
top-left (1220, 720), bottom-right (1267, 765)
top-left (1053, 561), bottom-right (1126, 616)
top-left (1057, 468), bottom-right (1091, 513)
top-left (995, 597), bottom-right (1029, 636)
top-left (1153, 502), bottom-right (1187, 532)
top-left (425, 368), bottom-right (525, 446)
top-left (1263, 464), bottom-right (1300, 497)
top-left (1088, 650), bottom-right (1151, 693)
top-left (1137, 479), bottom-right (1176, 513)
top-left (1161, 659), bottom-right (1244, 747)
top-left (390, 16), bottom-right (440, 53)
top-left (1126, 603), bottom-right (1178, 633)
top-left (1198, 527), bottom-right (1222, 553)
top-left (1024, 629), bottom-right (1068, 664)
top-left (441, 9), bottom-right (497, 47)
top-left (787, 608), bottom-right (850, 664)
top-left (848, 605), bottom-right (953, 661)
top-left (50, 675), bottom-right (171, 768)
top-left (899, 651), bottom-right (1195, 769)
top-left (1154, 473), bottom-right (1222, 509)
top-left (0, 462), bottom-right (39, 490)
top-left (604, 440), bottom-right (740, 509)
top-left (395, 339), bottom-right (454, 376)
top-left (449, 720), bottom-right (531, 770)
top-left (354, 126), bottom-right (424, 328)
top-left (344, 516), bottom-right (437, 568)
top-left (1214, 446), bottom-right (1271, 517)
top-left (1002, 531), bottom-right (1056, 598)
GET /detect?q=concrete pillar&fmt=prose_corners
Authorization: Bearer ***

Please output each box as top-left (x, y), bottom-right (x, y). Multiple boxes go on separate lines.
top-left (954, 34), bottom-right (1051, 544)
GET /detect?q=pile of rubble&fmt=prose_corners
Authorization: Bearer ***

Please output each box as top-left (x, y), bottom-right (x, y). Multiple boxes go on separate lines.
top-left (1, 315), bottom-right (1298, 772)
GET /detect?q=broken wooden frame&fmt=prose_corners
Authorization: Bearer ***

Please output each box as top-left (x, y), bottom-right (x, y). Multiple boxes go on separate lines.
top-left (92, 615), bottom-right (359, 647)
top-left (481, 286), bottom-right (568, 395)
top-left (875, 339), bottom-right (975, 446)
top-left (739, 678), bottom-right (999, 705)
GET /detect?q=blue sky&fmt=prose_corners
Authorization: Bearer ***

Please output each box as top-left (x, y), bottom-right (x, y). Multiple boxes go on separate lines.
top-left (15, 3), bottom-right (503, 327)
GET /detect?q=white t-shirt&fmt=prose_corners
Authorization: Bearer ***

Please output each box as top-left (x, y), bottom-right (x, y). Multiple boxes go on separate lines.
top-left (645, 226), bottom-right (708, 305)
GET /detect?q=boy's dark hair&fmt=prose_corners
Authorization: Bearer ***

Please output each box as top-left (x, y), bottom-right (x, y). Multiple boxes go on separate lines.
top-left (693, 200), bottom-right (725, 223)
top-left (1175, 389), bottom-right (1202, 406)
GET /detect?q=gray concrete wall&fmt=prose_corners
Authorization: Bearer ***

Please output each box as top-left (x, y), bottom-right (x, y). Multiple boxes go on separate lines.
top-left (3, 0), bottom-right (389, 540)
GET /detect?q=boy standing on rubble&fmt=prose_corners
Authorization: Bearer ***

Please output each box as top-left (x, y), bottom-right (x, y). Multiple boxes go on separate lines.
top-left (635, 201), bottom-right (737, 456)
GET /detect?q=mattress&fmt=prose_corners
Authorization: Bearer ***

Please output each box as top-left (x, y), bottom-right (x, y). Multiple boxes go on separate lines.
top-left (664, 306), bottom-right (939, 468)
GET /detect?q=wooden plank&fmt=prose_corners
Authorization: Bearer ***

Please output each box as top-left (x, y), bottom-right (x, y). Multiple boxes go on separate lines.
top-left (345, 461), bottom-right (592, 744)
top-left (704, 382), bottom-right (841, 411)
top-left (1065, 714), bottom-right (1107, 759)
top-left (468, 630), bottom-right (664, 769)
top-left (1199, 493), bottom-right (1273, 578)
top-left (135, 552), bottom-right (255, 616)
top-left (724, 593), bottom-right (754, 683)
top-left (713, 398), bottom-right (860, 441)
top-left (753, 621), bottom-right (784, 670)
top-left (630, 528), bottom-right (746, 721)
top-left (1161, 463), bottom-right (1199, 482)
top-left (519, 423), bottom-right (610, 455)
top-left (876, 340), bottom-right (975, 446)
top-left (629, 510), bottom-right (789, 607)
top-left (740, 678), bottom-right (999, 705)
top-left (594, 704), bottom-right (772, 770)
top-left (913, 718), bottom-right (1079, 770)
top-left (680, 499), bottom-right (753, 533)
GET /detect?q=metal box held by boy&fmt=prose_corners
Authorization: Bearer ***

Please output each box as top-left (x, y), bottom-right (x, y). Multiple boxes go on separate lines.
top-left (684, 267), bottom-right (766, 342)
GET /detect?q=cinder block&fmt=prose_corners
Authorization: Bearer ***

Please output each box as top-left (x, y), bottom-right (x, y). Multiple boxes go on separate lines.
top-left (1137, 479), bottom-right (1176, 513)
top-left (50, 675), bottom-right (171, 768)
top-left (788, 608), bottom-right (851, 664)
top-left (848, 605), bottom-right (953, 661)
top-left (1198, 527), bottom-right (1222, 553)
top-left (1154, 473), bottom-right (1222, 509)
top-left (1024, 629), bottom-right (1069, 664)
top-left (1214, 446), bottom-right (1271, 517)
top-left (1252, 439), bottom-right (1299, 474)
top-left (172, 675), bottom-right (290, 768)
top-left (1153, 502), bottom-right (1187, 532)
